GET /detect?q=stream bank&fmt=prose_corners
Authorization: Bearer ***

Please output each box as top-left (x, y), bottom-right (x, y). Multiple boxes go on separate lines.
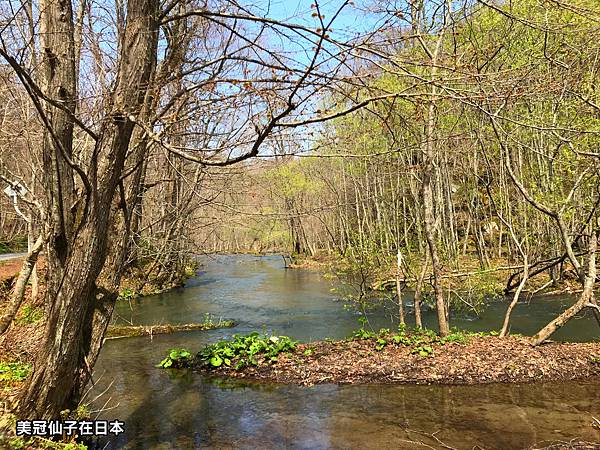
top-left (85, 255), bottom-right (600, 448)
top-left (194, 334), bottom-right (600, 386)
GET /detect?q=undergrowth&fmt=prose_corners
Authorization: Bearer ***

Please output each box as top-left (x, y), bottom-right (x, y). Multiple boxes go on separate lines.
top-left (197, 332), bottom-right (297, 370)
top-left (0, 361), bottom-right (31, 383)
top-left (352, 321), bottom-right (498, 357)
top-left (15, 305), bottom-right (44, 325)
top-left (157, 332), bottom-right (298, 372)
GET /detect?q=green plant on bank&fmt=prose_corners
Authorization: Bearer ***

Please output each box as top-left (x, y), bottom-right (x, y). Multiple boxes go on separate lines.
top-left (411, 345), bottom-right (434, 357)
top-left (591, 356), bottom-right (600, 364)
top-left (183, 263), bottom-right (198, 279)
top-left (352, 323), bottom-right (498, 357)
top-left (60, 404), bottom-right (90, 421)
top-left (15, 305), bottom-right (44, 325)
top-left (156, 349), bottom-right (192, 369)
top-left (202, 312), bottom-right (216, 326)
top-left (117, 287), bottom-right (136, 301)
top-left (0, 237), bottom-right (28, 254)
top-left (197, 332), bottom-right (297, 370)
top-left (0, 361), bottom-right (31, 383)
top-left (352, 316), bottom-right (379, 340)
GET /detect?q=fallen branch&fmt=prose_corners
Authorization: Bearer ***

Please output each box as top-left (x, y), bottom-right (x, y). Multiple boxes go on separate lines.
top-left (105, 321), bottom-right (235, 339)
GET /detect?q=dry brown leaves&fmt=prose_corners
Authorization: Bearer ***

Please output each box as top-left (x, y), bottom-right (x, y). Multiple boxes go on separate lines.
top-left (199, 336), bottom-right (600, 386)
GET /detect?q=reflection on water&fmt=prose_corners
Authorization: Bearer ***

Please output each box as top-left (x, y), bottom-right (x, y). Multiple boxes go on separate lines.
top-left (92, 254), bottom-right (600, 449)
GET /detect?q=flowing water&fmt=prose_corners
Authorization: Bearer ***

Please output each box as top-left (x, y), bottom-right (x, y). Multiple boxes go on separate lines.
top-left (91, 254), bottom-right (600, 449)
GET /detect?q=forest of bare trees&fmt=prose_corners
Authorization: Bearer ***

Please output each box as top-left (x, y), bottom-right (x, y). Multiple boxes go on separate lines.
top-left (0, 0), bottom-right (599, 431)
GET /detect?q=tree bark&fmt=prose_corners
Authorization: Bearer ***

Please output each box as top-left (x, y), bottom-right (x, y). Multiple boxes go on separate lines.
top-left (20, 0), bottom-right (159, 419)
top-left (500, 255), bottom-right (528, 337)
top-left (413, 252), bottom-right (429, 329)
top-left (0, 234), bottom-right (45, 335)
top-left (530, 230), bottom-right (598, 346)
top-left (396, 250), bottom-right (405, 325)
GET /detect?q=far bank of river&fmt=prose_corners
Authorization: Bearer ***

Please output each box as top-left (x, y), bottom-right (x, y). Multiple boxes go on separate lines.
top-left (92, 254), bottom-right (600, 449)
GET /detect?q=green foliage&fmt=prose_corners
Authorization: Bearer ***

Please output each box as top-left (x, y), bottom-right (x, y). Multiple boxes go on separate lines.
top-left (15, 305), bottom-right (44, 325)
top-left (198, 332), bottom-right (297, 370)
top-left (591, 356), bottom-right (600, 365)
top-left (265, 159), bottom-right (322, 198)
top-left (0, 237), bottom-right (28, 254)
top-left (183, 263), bottom-right (198, 279)
top-left (303, 348), bottom-right (314, 356)
top-left (117, 287), bottom-right (135, 301)
top-left (352, 324), bottom-right (492, 358)
top-left (0, 361), bottom-right (31, 382)
top-left (411, 345), bottom-right (434, 357)
top-left (351, 317), bottom-right (379, 340)
top-left (157, 348), bottom-right (192, 369)
top-left (58, 404), bottom-right (90, 422)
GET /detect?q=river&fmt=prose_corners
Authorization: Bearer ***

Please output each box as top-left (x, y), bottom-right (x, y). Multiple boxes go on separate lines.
top-left (91, 254), bottom-right (600, 449)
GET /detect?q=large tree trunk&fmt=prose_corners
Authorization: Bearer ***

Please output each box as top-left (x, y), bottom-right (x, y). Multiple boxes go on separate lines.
top-left (20, 0), bottom-right (159, 419)
top-left (39, 0), bottom-right (77, 316)
top-left (422, 163), bottom-right (450, 336)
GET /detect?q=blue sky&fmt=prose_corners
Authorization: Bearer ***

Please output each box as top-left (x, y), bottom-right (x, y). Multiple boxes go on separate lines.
top-left (249, 0), bottom-right (385, 40)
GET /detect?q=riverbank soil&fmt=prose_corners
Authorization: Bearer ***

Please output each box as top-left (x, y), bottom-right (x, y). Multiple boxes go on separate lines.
top-left (198, 335), bottom-right (600, 386)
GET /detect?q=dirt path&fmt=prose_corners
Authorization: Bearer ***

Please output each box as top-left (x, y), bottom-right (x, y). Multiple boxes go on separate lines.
top-left (0, 257), bottom-right (23, 284)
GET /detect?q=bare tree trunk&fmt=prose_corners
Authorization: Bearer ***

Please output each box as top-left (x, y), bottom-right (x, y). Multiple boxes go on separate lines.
top-left (422, 109), bottom-right (450, 336)
top-left (26, 221), bottom-right (39, 302)
top-left (500, 255), bottom-right (528, 337)
top-left (530, 230), bottom-right (598, 346)
top-left (413, 252), bottom-right (429, 329)
top-left (396, 249), bottom-right (405, 325)
top-left (0, 234), bottom-right (45, 335)
top-left (20, 0), bottom-right (159, 419)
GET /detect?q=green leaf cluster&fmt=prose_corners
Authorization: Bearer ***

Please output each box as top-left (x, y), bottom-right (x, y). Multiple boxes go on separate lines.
top-left (197, 332), bottom-right (297, 370)
top-left (0, 361), bottom-right (31, 382)
top-left (117, 287), bottom-right (136, 301)
top-left (15, 305), bottom-right (44, 325)
top-left (157, 348), bottom-right (192, 369)
top-left (352, 325), bottom-right (498, 357)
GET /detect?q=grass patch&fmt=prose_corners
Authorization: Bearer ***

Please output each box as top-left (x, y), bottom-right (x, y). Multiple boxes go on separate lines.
top-left (15, 305), bottom-right (44, 325)
top-left (0, 436), bottom-right (87, 450)
top-left (0, 361), bottom-right (31, 383)
top-left (352, 323), bottom-right (498, 357)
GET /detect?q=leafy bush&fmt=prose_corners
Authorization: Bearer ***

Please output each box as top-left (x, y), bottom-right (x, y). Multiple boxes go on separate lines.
top-left (157, 349), bottom-right (192, 369)
top-left (198, 332), bottom-right (297, 370)
top-left (0, 361), bottom-right (31, 382)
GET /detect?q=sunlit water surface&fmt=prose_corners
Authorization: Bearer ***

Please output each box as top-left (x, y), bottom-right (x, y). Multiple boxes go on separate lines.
top-left (91, 254), bottom-right (600, 449)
